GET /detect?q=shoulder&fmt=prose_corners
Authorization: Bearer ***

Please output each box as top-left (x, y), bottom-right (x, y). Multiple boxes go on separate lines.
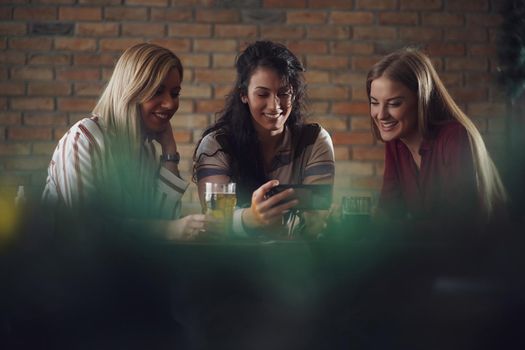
top-left (436, 121), bottom-right (468, 141)
top-left (195, 130), bottom-right (232, 159)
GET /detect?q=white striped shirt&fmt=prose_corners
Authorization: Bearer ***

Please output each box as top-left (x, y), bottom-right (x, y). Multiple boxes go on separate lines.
top-left (42, 116), bottom-right (188, 219)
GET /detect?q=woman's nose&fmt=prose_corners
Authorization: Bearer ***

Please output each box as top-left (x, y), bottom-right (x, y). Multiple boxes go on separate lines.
top-left (161, 92), bottom-right (176, 109)
top-left (267, 94), bottom-right (280, 111)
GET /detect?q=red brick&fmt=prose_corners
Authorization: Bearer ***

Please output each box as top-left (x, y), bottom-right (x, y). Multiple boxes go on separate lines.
top-left (74, 82), bottom-right (105, 96)
top-left (331, 72), bottom-right (367, 85)
top-left (78, 0), bottom-right (119, 3)
top-left (196, 9), bottom-right (239, 23)
top-left (28, 82), bottom-right (71, 96)
top-left (438, 72), bottom-right (463, 87)
top-left (211, 53), bottom-right (236, 68)
top-left (422, 13), bottom-right (464, 27)
top-left (348, 176), bottom-right (383, 190)
top-left (14, 7), bottom-right (56, 20)
top-left (465, 72), bottom-right (494, 86)
top-left (352, 146), bottom-right (384, 161)
top-left (77, 22), bottom-right (118, 36)
top-left (54, 127), bottom-right (71, 140)
top-left (351, 116), bottom-right (373, 130)
top-left (356, 0), bottom-right (396, 10)
top-left (445, 28), bottom-right (487, 42)
top-left (122, 23), bottom-right (166, 37)
top-left (333, 146), bottom-right (350, 160)
top-left (0, 127), bottom-right (4, 141)
top-left (332, 102), bottom-right (369, 115)
top-left (468, 44), bottom-right (497, 56)
top-left (4, 157), bottom-right (51, 171)
top-left (0, 83), bottom-right (25, 96)
top-left (378, 12), bottom-right (419, 25)
top-left (170, 114), bottom-right (210, 129)
top-left (9, 37), bottom-right (53, 50)
top-left (426, 43), bottom-right (465, 56)
top-left (151, 8), bottom-right (192, 21)
top-left (173, 130), bottom-right (192, 143)
top-left (195, 99), bottom-right (224, 113)
top-left (487, 116), bottom-right (506, 133)
top-left (213, 85), bottom-right (233, 99)
top-left (24, 113), bottom-right (68, 126)
top-left (332, 131), bottom-right (374, 145)
top-left (448, 0), bottom-right (489, 11)
top-left (353, 26), bottom-right (397, 40)
top-left (215, 24), bottom-right (257, 38)
top-left (11, 67), bottom-right (53, 80)
top-left (309, 86), bottom-right (349, 100)
top-left (264, 0), bottom-right (306, 7)
top-left (169, 24), bottom-right (212, 38)
top-left (260, 25), bottom-right (305, 39)
top-left (287, 11), bottom-right (327, 24)
top-left (0, 51), bottom-right (26, 65)
top-left (352, 87), bottom-right (369, 101)
top-left (56, 68), bottom-right (100, 81)
top-left (308, 116), bottom-right (347, 130)
top-left (446, 58), bottom-right (487, 71)
top-left (449, 87), bottom-right (488, 102)
top-left (57, 97), bottom-right (97, 112)
top-left (126, 0), bottom-right (167, 5)
top-left (99, 38), bottom-right (143, 51)
top-left (0, 112), bottom-right (22, 125)
top-left (28, 53), bottom-right (71, 65)
top-left (309, 0), bottom-right (353, 9)
top-left (306, 55), bottom-right (348, 70)
top-left (8, 127), bottom-right (52, 141)
top-left (0, 6), bottom-right (12, 20)
top-left (337, 160), bottom-right (375, 175)
top-left (11, 97), bottom-right (54, 111)
top-left (467, 14), bottom-right (502, 27)
top-left (308, 102), bottom-right (328, 114)
top-left (55, 37), bottom-right (97, 51)
top-left (399, 27), bottom-right (442, 41)
top-left (288, 40), bottom-right (328, 54)
top-left (0, 22), bottom-right (26, 35)
top-left (59, 6), bottom-right (101, 20)
top-left (0, 143), bottom-right (31, 156)
top-left (178, 54), bottom-right (210, 68)
top-left (331, 11), bottom-right (374, 24)
top-left (306, 25), bottom-right (350, 39)
top-left (305, 70), bottom-right (330, 83)
top-left (105, 7), bottom-right (147, 20)
top-left (332, 42), bottom-right (374, 56)
top-left (181, 85), bottom-right (212, 98)
top-left (31, 142), bottom-right (58, 156)
top-left (194, 69), bottom-right (236, 84)
top-left (194, 39), bottom-right (237, 53)
top-left (74, 53), bottom-right (117, 66)
top-left (400, 0), bottom-right (442, 10)
top-left (150, 38), bottom-right (192, 53)
top-left (352, 56), bottom-right (382, 71)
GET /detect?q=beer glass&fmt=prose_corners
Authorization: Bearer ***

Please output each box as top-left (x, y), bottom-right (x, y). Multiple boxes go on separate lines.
top-left (204, 182), bottom-right (237, 235)
top-left (342, 195), bottom-right (371, 237)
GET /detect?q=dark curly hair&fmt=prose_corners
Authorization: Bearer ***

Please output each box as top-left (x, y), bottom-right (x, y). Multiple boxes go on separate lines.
top-left (193, 41), bottom-right (307, 204)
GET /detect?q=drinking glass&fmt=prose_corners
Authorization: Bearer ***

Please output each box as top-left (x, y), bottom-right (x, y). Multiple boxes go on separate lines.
top-left (341, 195), bottom-right (372, 236)
top-left (204, 182), bottom-right (237, 235)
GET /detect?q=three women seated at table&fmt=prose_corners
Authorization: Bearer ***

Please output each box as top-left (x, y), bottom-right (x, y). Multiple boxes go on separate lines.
top-left (42, 40), bottom-right (506, 240)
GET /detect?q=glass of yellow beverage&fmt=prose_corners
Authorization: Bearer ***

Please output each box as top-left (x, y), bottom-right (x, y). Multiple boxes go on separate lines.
top-left (204, 182), bottom-right (237, 235)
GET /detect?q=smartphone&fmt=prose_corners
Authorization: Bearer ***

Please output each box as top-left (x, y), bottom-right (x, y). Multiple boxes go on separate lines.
top-left (266, 184), bottom-right (333, 210)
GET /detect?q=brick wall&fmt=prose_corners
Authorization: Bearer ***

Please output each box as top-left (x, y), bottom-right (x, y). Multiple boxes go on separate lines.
top-left (0, 0), bottom-right (507, 212)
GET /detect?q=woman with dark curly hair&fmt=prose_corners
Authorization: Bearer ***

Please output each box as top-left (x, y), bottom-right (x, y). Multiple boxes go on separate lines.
top-left (194, 41), bottom-right (335, 238)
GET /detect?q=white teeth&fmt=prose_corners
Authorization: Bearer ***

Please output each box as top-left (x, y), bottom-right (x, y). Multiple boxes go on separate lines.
top-left (154, 113), bottom-right (169, 120)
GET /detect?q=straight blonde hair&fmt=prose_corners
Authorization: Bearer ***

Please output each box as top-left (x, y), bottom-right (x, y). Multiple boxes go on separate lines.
top-left (366, 47), bottom-right (507, 218)
top-left (92, 43), bottom-right (183, 217)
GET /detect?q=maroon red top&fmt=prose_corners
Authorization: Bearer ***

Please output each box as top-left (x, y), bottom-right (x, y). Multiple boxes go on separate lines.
top-left (378, 121), bottom-right (480, 222)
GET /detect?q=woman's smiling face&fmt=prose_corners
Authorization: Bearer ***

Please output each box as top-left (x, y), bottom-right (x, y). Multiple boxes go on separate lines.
top-left (242, 66), bottom-right (293, 136)
top-left (369, 75), bottom-right (419, 143)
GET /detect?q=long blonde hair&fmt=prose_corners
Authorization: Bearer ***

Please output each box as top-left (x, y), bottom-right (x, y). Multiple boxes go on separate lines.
top-left (92, 43), bottom-right (183, 217)
top-left (366, 47), bottom-right (507, 218)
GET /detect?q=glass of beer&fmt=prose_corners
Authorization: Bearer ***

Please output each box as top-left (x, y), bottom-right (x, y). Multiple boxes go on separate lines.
top-left (204, 182), bottom-right (237, 235)
top-left (342, 195), bottom-right (371, 238)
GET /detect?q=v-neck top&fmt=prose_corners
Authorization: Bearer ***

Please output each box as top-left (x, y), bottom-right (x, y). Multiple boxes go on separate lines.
top-left (378, 121), bottom-right (480, 221)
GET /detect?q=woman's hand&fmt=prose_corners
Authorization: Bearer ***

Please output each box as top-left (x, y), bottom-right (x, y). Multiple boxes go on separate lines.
top-left (242, 180), bottom-right (298, 231)
top-left (155, 123), bottom-right (178, 154)
top-left (168, 214), bottom-right (210, 240)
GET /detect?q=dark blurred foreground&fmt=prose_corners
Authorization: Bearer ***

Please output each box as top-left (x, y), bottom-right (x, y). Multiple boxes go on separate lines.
top-left (1, 209), bottom-right (524, 350)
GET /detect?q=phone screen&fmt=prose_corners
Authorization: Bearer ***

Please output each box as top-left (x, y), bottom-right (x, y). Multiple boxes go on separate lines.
top-left (267, 184), bottom-right (332, 210)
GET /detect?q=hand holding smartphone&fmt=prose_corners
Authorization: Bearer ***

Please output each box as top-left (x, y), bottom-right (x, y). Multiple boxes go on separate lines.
top-left (266, 184), bottom-right (333, 210)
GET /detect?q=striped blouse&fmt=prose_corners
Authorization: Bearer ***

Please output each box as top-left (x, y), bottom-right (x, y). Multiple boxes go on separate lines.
top-left (42, 116), bottom-right (188, 220)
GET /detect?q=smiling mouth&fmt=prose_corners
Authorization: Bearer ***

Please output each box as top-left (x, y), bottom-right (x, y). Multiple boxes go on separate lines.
top-left (379, 120), bottom-right (398, 131)
top-left (263, 113), bottom-right (282, 119)
top-left (152, 112), bottom-right (172, 121)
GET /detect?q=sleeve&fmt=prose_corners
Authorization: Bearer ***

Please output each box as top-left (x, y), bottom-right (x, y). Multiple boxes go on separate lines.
top-left (156, 166), bottom-right (189, 219)
top-left (193, 134), bottom-right (232, 181)
top-left (302, 127), bottom-right (335, 184)
top-left (377, 142), bottom-right (405, 219)
top-left (41, 119), bottom-right (103, 210)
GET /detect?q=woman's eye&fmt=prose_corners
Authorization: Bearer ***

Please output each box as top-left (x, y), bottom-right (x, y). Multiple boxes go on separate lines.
top-left (370, 101), bottom-right (379, 106)
top-left (171, 91), bottom-right (180, 98)
top-left (154, 89), bottom-right (163, 96)
top-left (388, 102), bottom-right (401, 107)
